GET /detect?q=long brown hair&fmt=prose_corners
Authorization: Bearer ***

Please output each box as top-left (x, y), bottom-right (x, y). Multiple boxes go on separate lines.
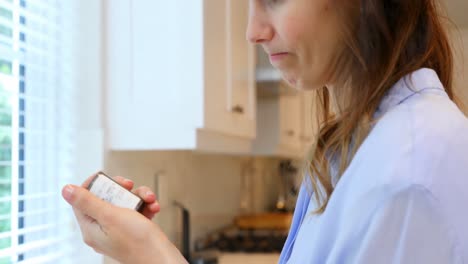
top-left (306, 0), bottom-right (459, 213)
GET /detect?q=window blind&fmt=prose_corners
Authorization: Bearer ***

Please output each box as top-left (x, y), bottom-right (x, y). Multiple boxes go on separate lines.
top-left (0, 0), bottom-right (82, 263)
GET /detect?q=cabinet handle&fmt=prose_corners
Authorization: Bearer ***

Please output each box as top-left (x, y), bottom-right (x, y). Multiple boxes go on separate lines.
top-left (232, 105), bottom-right (244, 114)
top-left (286, 130), bottom-right (295, 137)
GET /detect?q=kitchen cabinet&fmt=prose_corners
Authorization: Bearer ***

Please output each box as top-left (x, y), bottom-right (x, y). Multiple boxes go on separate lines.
top-left (105, 0), bottom-right (256, 153)
top-left (299, 90), bottom-right (318, 155)
top-left (278, 93), bottom-right (302, 154)
top-left (252, 85), bottom-right (318, 159)
top-left (451, 28), bottom-right (468, 116)
top-left (218, 253), bottom-right (280, 264)
top-left (205, 0), bottom-right (256, 139)
top-left (252, 82), bottom-right (318, 158)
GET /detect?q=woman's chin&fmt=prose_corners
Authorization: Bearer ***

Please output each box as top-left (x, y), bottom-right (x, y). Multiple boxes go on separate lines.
top-left (284, 77), bottom-right (309, 91)
top-left (286, 78), bottom-right (298, 88)
top-left (281, 73), bottom-right (320, 91)
top-left (288, 79), bottom-right (323, 91)
top-left (279, 73), bottom-right (298, 88)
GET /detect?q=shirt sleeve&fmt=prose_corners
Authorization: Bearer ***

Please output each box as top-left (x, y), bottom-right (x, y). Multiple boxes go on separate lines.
top-left (343, 185), bottom-right (461, 264)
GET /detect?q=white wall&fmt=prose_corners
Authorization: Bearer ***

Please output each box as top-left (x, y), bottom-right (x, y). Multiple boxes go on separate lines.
top-left (74, 1), bottom-right (106, 176)
top-left (73, 0), bottom-right (105, 263)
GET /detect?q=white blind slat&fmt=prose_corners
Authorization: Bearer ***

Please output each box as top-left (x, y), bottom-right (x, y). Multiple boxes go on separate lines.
top-left (0, 0), bottom-right (80, 262)
top-left (0, 205), bottom-right (71, 221)
top-left (0, 192), bottom-right (56, 203)
top-left (0, 234), bottom-right (75, 257)
top-left (0, 220), bottom-right (74, 240)
top-left (17, 248), bottom-right (75, 264)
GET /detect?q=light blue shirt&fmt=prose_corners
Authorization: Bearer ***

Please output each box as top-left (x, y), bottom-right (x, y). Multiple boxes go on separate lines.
top-left (279, 68), bottom-right (468, 264)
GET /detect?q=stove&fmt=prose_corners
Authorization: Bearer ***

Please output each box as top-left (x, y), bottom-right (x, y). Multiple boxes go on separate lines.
top-left (200, 229), bottom-right (287, 252)
top-left (191, 226), bottom-right (287, 263)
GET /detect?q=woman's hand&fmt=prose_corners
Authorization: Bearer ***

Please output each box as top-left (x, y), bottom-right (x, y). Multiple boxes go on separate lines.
top-left (61, 174), bottom-right (188, 264)
top-left (110, 175), bottom-right (161, 219)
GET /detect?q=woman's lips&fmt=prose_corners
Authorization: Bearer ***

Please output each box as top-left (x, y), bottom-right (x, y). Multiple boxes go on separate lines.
top-left (269, 52), bottom-right (289, 62)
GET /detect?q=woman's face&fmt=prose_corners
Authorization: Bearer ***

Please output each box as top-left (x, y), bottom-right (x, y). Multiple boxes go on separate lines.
top-left (247, 0), bottom-right (344, 90)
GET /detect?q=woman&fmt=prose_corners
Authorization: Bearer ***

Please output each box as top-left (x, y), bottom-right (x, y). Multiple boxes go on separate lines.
top-left (62, 0), bottom-right (468, 263)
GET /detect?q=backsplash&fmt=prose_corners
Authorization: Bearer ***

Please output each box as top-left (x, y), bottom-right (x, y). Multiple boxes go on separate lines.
top-left (102, 151), bottom-right (292, 263)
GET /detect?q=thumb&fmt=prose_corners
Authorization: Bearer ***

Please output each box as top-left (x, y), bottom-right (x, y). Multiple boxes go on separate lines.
top-left (62, 184), bottom-right (113, 222)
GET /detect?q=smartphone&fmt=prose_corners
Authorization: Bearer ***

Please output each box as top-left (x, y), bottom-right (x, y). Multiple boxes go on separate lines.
top-left (87, 172), bottom-right (144, 212)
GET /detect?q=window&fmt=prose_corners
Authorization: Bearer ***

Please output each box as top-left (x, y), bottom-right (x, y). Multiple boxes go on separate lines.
top-left (0, 0), bottom-right (81, 262)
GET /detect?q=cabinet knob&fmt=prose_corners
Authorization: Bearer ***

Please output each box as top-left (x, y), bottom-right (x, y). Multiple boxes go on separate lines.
top-left (286, 130), bottom-right (295, 137)
top-left (232, 105), bottom-right (244, 114)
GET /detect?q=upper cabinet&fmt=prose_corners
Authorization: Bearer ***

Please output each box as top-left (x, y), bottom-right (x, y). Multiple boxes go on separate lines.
top-left (204, 0), bottom-right (256, 139)
top-left (252, 86), bottom-right (318, 159)
top-left (299, 91), bottom-right (318, 155)
top-left (105, 0), bottom-right (256, 153)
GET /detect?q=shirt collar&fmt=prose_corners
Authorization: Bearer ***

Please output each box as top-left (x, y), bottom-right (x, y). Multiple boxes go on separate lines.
top-left (375, 68), bottom-right (447, 117)
top-left (329, 68), bottom-right (446, 187)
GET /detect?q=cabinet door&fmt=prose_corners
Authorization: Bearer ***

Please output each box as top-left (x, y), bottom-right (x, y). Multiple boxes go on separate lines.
top-left (204, 0), bottom-right (256, 139)
top-left (106, 0), bottom-right (134, 148)
top-left (300, 91), bottom-right (317, 154)
top-left (219, 253), bottom-right (280, 264)
top-left (132, 0), bottom-right (204, 132)
top-left (106, 0), bottom-right (257, 151)
top-left (227, 0), bottom-right (256, 123)
top-left (279, 93), bottom-right (301, 152)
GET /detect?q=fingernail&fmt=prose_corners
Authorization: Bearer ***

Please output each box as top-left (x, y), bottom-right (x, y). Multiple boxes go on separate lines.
top-left (124, 179), bottom-right (134, 184)
top-left (150, 202), bottom-right (160, 210)
top-left (146, 191), bottom-right (154, 198)
top-left (62, 184), bottom-right (74, 201)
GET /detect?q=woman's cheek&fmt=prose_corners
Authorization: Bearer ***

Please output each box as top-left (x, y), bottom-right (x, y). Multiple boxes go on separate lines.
top-left (279, 16), bottom-right (303, 47)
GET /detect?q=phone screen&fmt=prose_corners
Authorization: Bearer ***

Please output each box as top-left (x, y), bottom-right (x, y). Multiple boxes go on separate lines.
top-left (87, 172), bottom-right (144, 212)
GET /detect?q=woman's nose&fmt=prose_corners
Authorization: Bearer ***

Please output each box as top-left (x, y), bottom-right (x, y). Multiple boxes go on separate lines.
top-left (246, 13), bottom-right (273, 44)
